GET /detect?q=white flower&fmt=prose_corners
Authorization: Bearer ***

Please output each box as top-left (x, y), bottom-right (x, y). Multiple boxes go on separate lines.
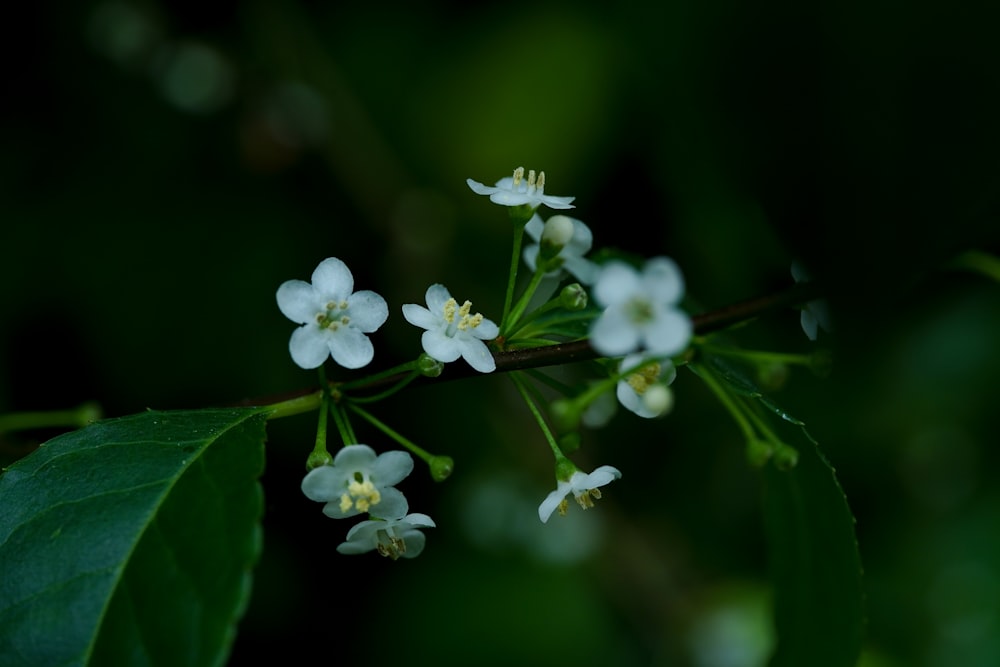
top-left (538, 465), bottom-right (622, 523)
top-left (616, 353), bottom-right (677, 418)
top-left (402, 284), bottom-right (499, 373)
top-left (791, 261), bottom-right (832, 341)
top-left (467, 166), bottom-right (575, 211)
top-left (301, 444), bottom-right (413, 519)
top-left (276, 257), bottom-right (388, 369)
top-left (590, 257), bottom-right (692, 358)
top-left (337, 513), bottom-right (436, 560)
top-left (522, 214), bottom-right (599, 285)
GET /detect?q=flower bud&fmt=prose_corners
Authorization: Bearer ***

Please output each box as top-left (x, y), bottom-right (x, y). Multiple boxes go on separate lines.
top-left (773, 443), bottom-right (799, 470)
top-left (417, 352), bottom-right (445, 377)
top-left (538, 215), bottom-right (575, 261)
top-left (306, 449), bottom-right (334, 471)
top-left (641, 384), bottom-right (673, 416)
top-left (559, 283), bottom-right (588, 310)
top-left (429, 455), bottom-right (454, 482)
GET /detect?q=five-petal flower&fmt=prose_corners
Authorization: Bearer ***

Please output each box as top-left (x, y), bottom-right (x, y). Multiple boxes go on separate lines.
top-left (589, 257), bottom-right (692, 358)
top-left (301, 444), bottom-right (414, 519)
top-left (337, 512), bottom-right (436, 560)
top-left (467, 166), bottom-right (575, 211)
top-left (402, 284), bottom-right (499, 373)
top-left (276, 257), bottom-right (388, 369)
top-left (538, 465), bottom-right (622, 523)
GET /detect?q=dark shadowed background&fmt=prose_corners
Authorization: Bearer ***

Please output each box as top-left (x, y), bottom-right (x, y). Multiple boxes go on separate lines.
top-left (3, 1), bottom-right (1000, 665)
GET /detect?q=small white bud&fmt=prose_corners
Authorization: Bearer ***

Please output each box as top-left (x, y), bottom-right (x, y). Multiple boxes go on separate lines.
top-left (541, 215), bottom-right (575, 247)
top-left (641, 384), bottom-right (673, 416)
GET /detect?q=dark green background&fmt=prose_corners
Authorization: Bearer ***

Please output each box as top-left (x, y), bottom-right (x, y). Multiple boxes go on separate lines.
top-left (3, 1), bottom-right (999, 665)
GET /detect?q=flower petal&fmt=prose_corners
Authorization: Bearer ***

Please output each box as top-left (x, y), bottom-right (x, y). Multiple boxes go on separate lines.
top-left (642, 257), bottom-right (685, 305)
top-left (617, 381), bottom-right (655, 417)
top-left (538, 483), bottom-right (571, 523)
top-left (402, 513), bottom-right (436, 528)
top-left (371, 450), bottom-right (415, 486)
top-left (641, 309), bottom-right (692, 357)
top-left (466, 178), bottom-right (498, 195)
top-left (400, 530), bottom-right (427, 558)
top-left (327, 327), bottom-right (375, 369)
top-left (370, 487), bottom-right (409, 520)
top-left (310, 257), bottom-right (354, 301)
top-left (424, 283), bottom-right (453, 313)
top-left (524, 214), bottom-right (544, 241)
top-left (422, 330), bottom-right (462, 363)
top-left (332, 444), bottom-right (377, 469)
top-left (594, 261), bottom-right (640, 307)
top-left (575, 466), bottom-right (622, 489)
top-left (490, 190), bottom-right (531, 206)
top-left (539, 194), bottom-right (576, 209)
top-left (301, 465), bottom-right (340, 502)
top-left (348, 290), bottom-right (389, 331)
top-left (288, 326), bottom-right (331, 369)
top-left (590, 307), bottom-right (641, 357)
top-left (471, 317), bottom-right (499, 341)
top-left (402, 303), bottom-right (438, 330)
top-left (276, 280), bottom-right (319, 324)
top-left (459, 338), bottom-right (496, 373)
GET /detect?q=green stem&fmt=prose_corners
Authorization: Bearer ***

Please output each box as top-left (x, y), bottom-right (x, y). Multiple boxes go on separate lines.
top-left (339, 359), bottom-right (420, 392)
top-left (264, 390), bottom-right (323, 420)
top-left (502, 268), bottom-right (547, 338)
top-left (349, 370), bottom-right (420, 404)
top-left (696, 343), bottom-right (815, 367)
top-left (0, 402), bottom-right (102, 433)
top-left (691, 362), bottom-right (757, 442)
top-left (509, 371), bottom-right (565, 462)
top-left (346, 402), bottom-right (433, 464)
top-left (500, 216), bottom-right (529, 331)
top-left (329, 401), bottom-right (356, 445)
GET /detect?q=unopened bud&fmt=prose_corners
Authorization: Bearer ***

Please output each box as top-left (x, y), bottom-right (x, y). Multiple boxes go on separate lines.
top-left (773, 443), bottom-right (799, 470)
top-left (306, 449), bottom-right (334, 471)
top-left (417, 353), bottom-right (445, 377)
top-left (641, 384), bottom-right (674, 416)
top-left (559, 283), bottom-right (588, 310)
top-left (429, 455), bottom-right (454, 482)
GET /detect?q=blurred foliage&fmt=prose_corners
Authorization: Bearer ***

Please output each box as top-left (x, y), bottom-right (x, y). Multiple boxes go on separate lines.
top-left (2, 0), bottom-right (1000, 665)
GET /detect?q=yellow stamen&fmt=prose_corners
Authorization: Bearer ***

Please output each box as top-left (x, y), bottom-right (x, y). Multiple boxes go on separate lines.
top-left (626, 363), bottom-right (661, 395)
top-left (512, 166), bottom-right (524, 187)
top-left (443, 297), bottom-right (457, 324)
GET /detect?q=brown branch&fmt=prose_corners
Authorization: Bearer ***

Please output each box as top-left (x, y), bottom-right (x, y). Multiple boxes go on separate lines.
top-left (237, 279), bottom-right (820, 407)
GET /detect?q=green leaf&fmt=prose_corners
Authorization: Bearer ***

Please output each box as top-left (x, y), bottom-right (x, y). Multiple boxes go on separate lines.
top-left (706, 354), bottom-right (817, 442)
top-left (0, 407), bottom-right (268, 667)
top-left (762, 439), bottom-right (865, 667)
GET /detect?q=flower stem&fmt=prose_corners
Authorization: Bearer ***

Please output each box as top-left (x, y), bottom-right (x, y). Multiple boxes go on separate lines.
top-left (500, 213), bottom-right (530, 331)
top-left (502, 267), bottom-right (547, 338)
top-left (0, 401), bottom-right (102, 433)
top-left (691, 362), bottom-right (757, 443)
top-left (695, 342), bottom-right (815, 367)
top-left (346, 402), bottom-right (433, 464)
top-left (509, 371), bottom-right (566, 463)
